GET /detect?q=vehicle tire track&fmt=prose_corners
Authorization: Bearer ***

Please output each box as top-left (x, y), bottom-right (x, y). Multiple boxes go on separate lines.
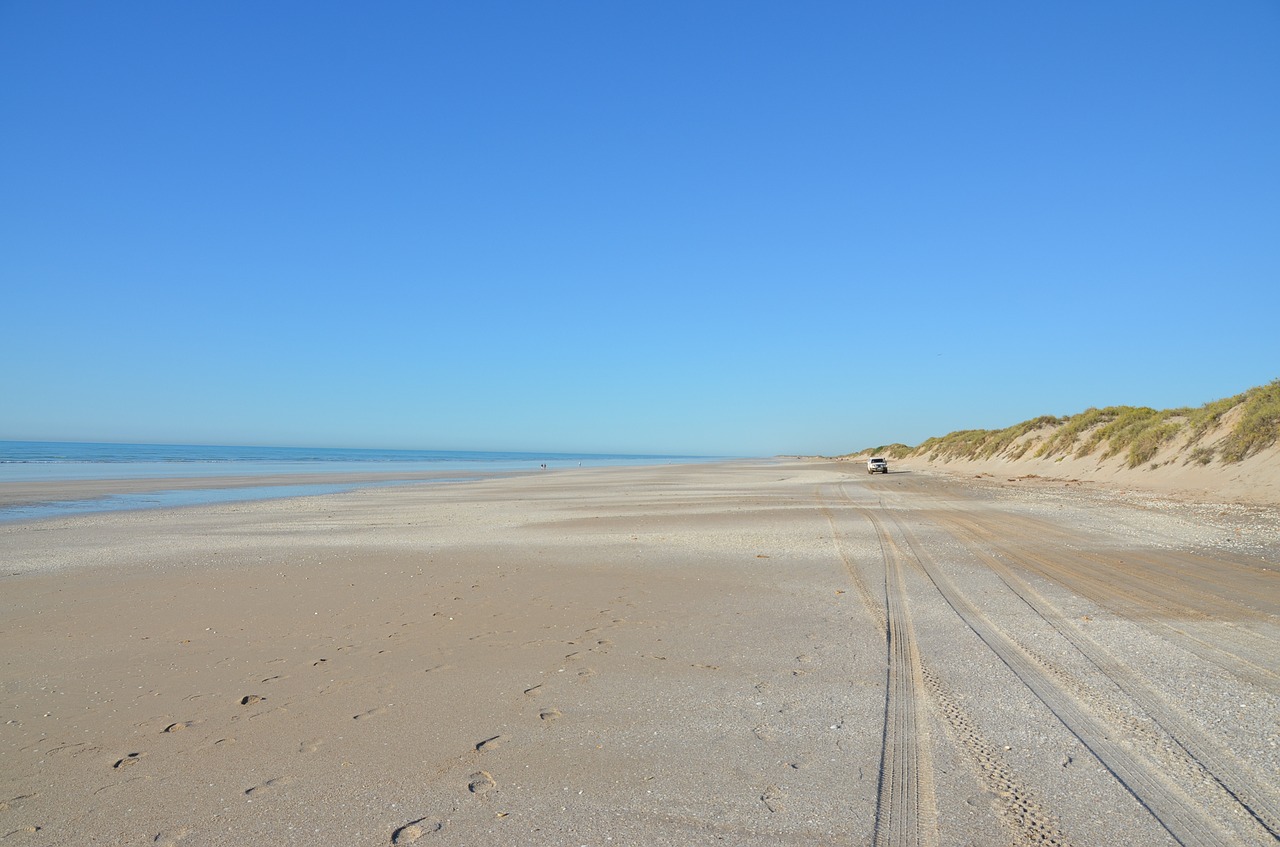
top-left (902, 502), bottom-right (1280, 691)
top-left (818, 484), bottom-right (936, 847)
top-left (838, 488), bottom-right (1072, 846)
top-left (920, 663), bottom-right (1068, 847)
top-left (867, 501), bottom-right (938, 847)
top-left (934, 508), bottom-right (1280, 843)
top-left (817, 487), bottom-right (886, 635)
top-left (945, 507), bottom-right (1280, 694)
top-left (876, 504), bottom-right (1231, 847)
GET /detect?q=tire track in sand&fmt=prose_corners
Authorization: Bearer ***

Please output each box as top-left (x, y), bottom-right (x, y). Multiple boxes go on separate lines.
top-left (934, 508), bottom-right (1280, 843)
top-left (876, 501), bottom-right (1232, 847)
top-left (913, 503), bottom-right (1280, 694)
top-left (858, 493), bottom-right (938, 847)
top-left (833, 487), bottom-right (1065, 847)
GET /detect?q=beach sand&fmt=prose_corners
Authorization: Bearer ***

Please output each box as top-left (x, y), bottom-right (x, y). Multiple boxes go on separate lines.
top-left (2, 461), bottom-right (1277, 846)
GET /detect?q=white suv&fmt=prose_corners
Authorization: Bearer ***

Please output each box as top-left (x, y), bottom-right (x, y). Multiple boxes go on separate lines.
top-left (867, 457), bottom-right (889, 474)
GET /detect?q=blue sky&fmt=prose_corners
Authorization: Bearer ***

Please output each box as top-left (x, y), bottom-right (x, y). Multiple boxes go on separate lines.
top-left (2, 2), bottom-right (1277, 456)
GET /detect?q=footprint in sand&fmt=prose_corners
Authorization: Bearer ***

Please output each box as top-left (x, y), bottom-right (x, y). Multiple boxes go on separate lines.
top-left (5, 826), bottom-right (40, 837)
top-left (391, 817), bottom-right (443, 843)
top-left (761, 785), bottom-right (786, 813)
top-left (152, 825), bottom-right (192, 845)
top-left (299, 738), bottom-right (324, 753)
top-left (353, 706), bottom-right (389, 720)
top-left (163, 721), bottom-right (198, 734)
top-left (244, 777), bottom-right (293, 796)
top-left (539, 709), bottom-right (561, 723)
top-left (474, 735), bottom-right (503, 752)
top-left (523, 685), bottom-right (542, 697)
top-left (467, 771), bottom-right (496, 795)
top-left (113, 752), bottom-right (144, 769)
top-left (46, 741), bottom-right (95, 757)
top-left (239, 695), bottom-right (265, 706)
top-left (575, 668), bottom-right (596, 682)
top-left (0, 794), bottom-right (37, 813)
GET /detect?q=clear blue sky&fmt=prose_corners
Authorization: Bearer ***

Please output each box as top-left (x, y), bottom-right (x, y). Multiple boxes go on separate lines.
top-left (3, 2), bottom-right (1277, 456)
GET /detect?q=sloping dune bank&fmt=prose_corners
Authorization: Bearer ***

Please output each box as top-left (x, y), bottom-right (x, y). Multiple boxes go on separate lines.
top-left (2, 460), bottom-right (1277, 846)
top-left (847, 382), bottom-right (1280, 507)
top-left (854, 446), bottom-right (1280, 508)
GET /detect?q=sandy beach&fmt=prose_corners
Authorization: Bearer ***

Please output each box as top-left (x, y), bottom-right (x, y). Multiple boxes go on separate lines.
top-left (2, 460), bottom-right (1278, 846)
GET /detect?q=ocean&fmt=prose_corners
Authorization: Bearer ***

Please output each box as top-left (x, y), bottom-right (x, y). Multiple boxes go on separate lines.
top-left (0, 441), bottom-right (714, 522)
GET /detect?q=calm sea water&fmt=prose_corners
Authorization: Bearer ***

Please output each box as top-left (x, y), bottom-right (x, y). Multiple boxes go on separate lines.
top-left (0, 441), bottom-right (713, 522)
top-left (0, 441), bottom-right (707, 481)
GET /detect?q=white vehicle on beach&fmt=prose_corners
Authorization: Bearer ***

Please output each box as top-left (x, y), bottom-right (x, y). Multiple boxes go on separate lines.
top-left (867, 457), bottom-right (889, 474)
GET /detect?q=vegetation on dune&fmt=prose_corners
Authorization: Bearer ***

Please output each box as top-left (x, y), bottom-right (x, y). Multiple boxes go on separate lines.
top-left (849, 379), bottom-right (1280, 468)
top-left (1218, 380), bottom-right (1280, 461)
top-left (1033, 407), bottom-right (1122, 460)
top-left (860, 443), bottom-right (916, 460)
top-left (915, 415), bottom-right (1061, 462)
top-left (1185, 393), bottom-right (1244, 444)
top-left (1073, 406), bottom-right (1186, 468)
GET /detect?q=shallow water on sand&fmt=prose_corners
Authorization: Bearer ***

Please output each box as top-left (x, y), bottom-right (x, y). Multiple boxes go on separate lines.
top-left (0, 441), bottom-right (717, 521)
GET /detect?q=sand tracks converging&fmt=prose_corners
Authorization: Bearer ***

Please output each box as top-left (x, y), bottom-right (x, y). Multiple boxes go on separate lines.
top-left (823, 473), bottom-right (1280, 847)
top-left (929, 507), bottom-right (1280, 842)
top-left (868, 504), bottom-right (939, 847)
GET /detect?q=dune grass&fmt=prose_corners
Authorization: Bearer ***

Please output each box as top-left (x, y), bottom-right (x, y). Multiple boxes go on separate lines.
top-left (851, 379), bottom-right (1279, 467)
top-left (913, 415), bottom-right (1061, 462)
top-left (1218, 379), bottom-right (1280, 461)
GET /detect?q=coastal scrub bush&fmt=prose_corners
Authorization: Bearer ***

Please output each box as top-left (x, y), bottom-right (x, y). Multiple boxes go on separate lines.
top-left (1127, 420), bottom-right (1182, 467)
top-left (849, 443), bottom-right (915, 460)
top-left (1086, 408), bottom-right (1172, 462)
top-left (1186, 446), bottom-right (1215, 465)
top-left (1185, 392), bottom-right (1245, 444)
top-left (1219, 379), bottom-right (1280, 462)
top-left (849, 378), bottom-right (1279, 467)
top-left (1035, 407), bottom-right (1123, 459)
top-left (989, 415), bottom-right (1062, 459)
top-left (911, 416), bottom-right (1061, 462)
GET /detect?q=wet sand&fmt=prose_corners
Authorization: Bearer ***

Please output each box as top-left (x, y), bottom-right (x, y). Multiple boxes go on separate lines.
top-left (0, 469), bottom-right (526, 510)
top-left (1, 461), bottom-right (1277, 846)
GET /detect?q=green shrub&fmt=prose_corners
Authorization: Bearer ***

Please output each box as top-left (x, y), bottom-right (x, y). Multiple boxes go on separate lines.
top-left (1220, 380), bottom-right (1280, 462)
top-left (1128, 421), bottom-right (1182, 467)
top-left (1186, 446), bottom-right (1215, 465)
top-left (1185, 393), bottom-right (1245, 443)
top-left (1035, 407), bottom-right (1122, 459)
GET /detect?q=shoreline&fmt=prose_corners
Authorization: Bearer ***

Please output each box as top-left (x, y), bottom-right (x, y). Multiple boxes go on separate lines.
top-left (0, 469), bottom-right (525, 511)
top-left (0, 460), bottom-right (737, 515)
